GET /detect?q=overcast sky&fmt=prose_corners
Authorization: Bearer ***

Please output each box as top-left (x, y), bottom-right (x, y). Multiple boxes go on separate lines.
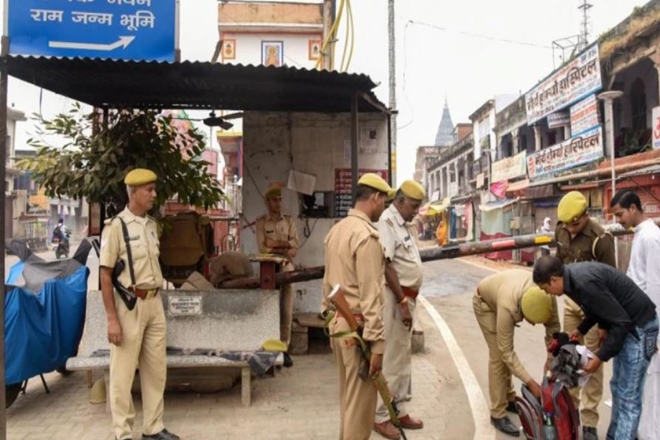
top-left (1, 0), bottom-right (649, 183)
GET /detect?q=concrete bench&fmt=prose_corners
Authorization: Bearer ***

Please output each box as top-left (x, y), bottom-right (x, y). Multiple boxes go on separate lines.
top-left (67, 288), bottom-right (282, 407)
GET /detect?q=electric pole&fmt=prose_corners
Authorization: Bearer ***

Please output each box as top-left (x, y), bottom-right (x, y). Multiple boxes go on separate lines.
top-left (388, 0), bottom-right (397, 186)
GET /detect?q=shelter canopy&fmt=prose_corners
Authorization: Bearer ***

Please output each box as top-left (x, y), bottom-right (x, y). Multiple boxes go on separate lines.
top-left (3, 56), bottom-right (388, 113)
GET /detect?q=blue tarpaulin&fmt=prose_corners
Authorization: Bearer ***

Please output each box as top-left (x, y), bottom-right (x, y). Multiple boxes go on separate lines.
top-left (4, 240), bottom-right (90, 386)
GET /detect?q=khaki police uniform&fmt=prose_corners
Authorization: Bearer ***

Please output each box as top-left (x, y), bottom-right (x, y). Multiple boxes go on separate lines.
top-left (324, 208), bottom-right (386, 440)
top-left (100, 207), bottom-right (166, 440)
top-left (255, 212), bottom-right (300, 344)
top-left (374, 203), bottom-right (424, 423)
top-left (555, 218), bottom-right (615, 428)
top-left (474, 269), bottom-right (560, 419)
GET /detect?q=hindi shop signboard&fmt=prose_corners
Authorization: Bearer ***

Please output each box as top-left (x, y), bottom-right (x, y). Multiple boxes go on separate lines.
top-left (527, 126), bottom-right (603, 180)
top-left (570, 94), bottom-right (599, 136)
top-left (547, 112), bottom-right (570, 129)
top-left (525, 44), bottom-right (602, 125)
top-left (491, 151), bottom-right (527, 183)
top-left (653, 106), bottom-right (660, 150)
top-left (8, 0), bottom-right (176, 61)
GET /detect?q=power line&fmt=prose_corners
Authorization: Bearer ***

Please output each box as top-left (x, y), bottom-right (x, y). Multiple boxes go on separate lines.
top-left (407, 20), bottom-right (553, 50)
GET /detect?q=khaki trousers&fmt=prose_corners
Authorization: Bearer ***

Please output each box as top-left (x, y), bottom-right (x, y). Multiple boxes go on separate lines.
top-left (280, 262), bottom-right (294, 344)
top-left (563, 297), bottom-right (603, 428)
top-left (110, 293), bottom-right (167, 440)
top-left (473, 294), bottom-right (516, 419)
top-left (330, 317), bottom-right (377, 440)
top-left (375, 287), bottom-right (415, 423)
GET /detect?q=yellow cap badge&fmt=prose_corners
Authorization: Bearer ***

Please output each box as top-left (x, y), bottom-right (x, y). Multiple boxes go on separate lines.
top-left (557, 191), bottom-right (587, 223)
top-left (124, 169), bottom-right (157, 186)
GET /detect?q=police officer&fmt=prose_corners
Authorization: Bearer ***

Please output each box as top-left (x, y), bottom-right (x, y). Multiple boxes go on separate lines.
top-left (255, 186), bottom-right (300, 366)
top-left (324, 173), bottom-right (393, 440)
top-left (555, 191), bottom-right (615, 440)
top-left (474, 269), bottom-right (560, 437)
top-left (99, 169), bottom-right (179, 440)
top-left (373, 180), bottom-right (425, 439)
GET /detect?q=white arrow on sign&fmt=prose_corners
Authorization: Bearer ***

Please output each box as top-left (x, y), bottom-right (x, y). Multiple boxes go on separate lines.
top-left (48, 36), bottom-right (136, 51)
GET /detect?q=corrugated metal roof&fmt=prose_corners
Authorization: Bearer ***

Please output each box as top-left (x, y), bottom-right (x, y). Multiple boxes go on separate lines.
top-left (620, 163), bottom-right (660, 178)
top-left (2, 56), bottom-right (387, 113)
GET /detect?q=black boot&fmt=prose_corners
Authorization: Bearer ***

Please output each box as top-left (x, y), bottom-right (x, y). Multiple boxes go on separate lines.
top-left (490, 416), bottom-right (520, 437)
top-left (583, 426), bottom-right (598, 440)
top-left (283, 352), bottom-right (293, 368)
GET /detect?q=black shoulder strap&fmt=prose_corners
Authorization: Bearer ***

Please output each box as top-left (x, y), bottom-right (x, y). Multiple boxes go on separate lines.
top-left (116, 217), bottom-right (136, 287)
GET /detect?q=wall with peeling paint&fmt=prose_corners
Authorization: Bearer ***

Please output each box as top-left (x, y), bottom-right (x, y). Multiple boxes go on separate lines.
top-left (242, 111), bottom-right (389, 313)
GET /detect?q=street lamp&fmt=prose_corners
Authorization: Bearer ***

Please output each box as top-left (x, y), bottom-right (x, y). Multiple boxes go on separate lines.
top-left (597, 90), bottom-right (624, 267)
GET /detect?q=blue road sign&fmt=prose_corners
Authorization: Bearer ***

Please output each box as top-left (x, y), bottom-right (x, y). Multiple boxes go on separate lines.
top-left (8, 0), bottom-right (176, 62)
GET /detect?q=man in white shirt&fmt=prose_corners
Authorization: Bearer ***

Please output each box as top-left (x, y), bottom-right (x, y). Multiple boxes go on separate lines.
top-left (373, 180), bottom-right (425, 440)
top-left (610, 189), bottom-right (660, 440)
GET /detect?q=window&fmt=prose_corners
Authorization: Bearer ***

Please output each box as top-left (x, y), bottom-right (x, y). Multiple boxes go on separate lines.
top-left (631, 77), bottom-right (647, 132)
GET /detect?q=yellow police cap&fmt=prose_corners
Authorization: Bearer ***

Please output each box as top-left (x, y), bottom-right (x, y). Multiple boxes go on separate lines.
top-left (558, 191), bottom-right (587, 223)
top-left (400, 180), bottom-right (426, 201)
top-left (358, 173), bottom-right (393, 195)
top-left (264, 187), bottom-right (282, 200)
top-left (262, 339), bottom-right (287, 352)
top-left (124, 168), bottom-right (157, 186)
top-left (521, 286), bottom-right (553, 324)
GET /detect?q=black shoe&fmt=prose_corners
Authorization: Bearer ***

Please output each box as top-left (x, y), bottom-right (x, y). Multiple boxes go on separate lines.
top-left (583, 426), bottom-right (598, 440)
top-left (506, 401), bottom-right (518, 413)
top-left (142, 429), bottom-right (180, 440)
top-left (283, 352), bottom-right (293, 368)
top-left (490, 416), bottom-right (520, 437)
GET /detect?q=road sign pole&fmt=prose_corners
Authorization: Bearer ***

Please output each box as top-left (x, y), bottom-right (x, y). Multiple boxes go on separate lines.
top-left (1, 3), bottom-right (8, 436)
top-left (2, 0), bottom-right (7, 37)
top-left (174, 0), bottom-right (180, 62)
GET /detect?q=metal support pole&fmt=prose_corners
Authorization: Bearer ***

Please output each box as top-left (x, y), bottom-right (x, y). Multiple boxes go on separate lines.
top-left (351, 92), bottom-right (359, 203)
top-left (0, 34), bottom-right (8, 440)
top-left (322, 0), bottom-right (334, 70)
top-left (598, 90), bottom-right (624, 268)
top-left (386, 113), bottom-right (392, 186)
top-left (388, 0), bottom-right (397, 187)
top-left (174, 0), bottom-right (181, 62)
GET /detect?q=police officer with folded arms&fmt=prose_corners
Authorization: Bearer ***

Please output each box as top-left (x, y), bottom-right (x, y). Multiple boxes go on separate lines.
top-left (100, 169), bottom-right (179, 440)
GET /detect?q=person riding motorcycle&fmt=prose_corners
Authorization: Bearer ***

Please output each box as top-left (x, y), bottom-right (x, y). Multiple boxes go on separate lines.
top-left (52, 219), bottom-right (71, 258)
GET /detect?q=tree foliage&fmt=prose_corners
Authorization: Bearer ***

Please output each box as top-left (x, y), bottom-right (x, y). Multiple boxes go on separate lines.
top-left (18, 104), bottom-right (225, 216)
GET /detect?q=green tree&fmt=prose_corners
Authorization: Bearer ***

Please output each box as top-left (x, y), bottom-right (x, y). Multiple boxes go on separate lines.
top-left (17, 104), bottom-right (225, 218)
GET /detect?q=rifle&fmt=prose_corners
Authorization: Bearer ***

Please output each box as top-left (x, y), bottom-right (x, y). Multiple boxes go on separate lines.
top-left (328, 284), bottom-right (407, 440)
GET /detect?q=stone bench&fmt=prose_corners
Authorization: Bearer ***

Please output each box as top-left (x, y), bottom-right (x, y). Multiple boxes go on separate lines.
top-left (67, 288), bottom-right (282, 407)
